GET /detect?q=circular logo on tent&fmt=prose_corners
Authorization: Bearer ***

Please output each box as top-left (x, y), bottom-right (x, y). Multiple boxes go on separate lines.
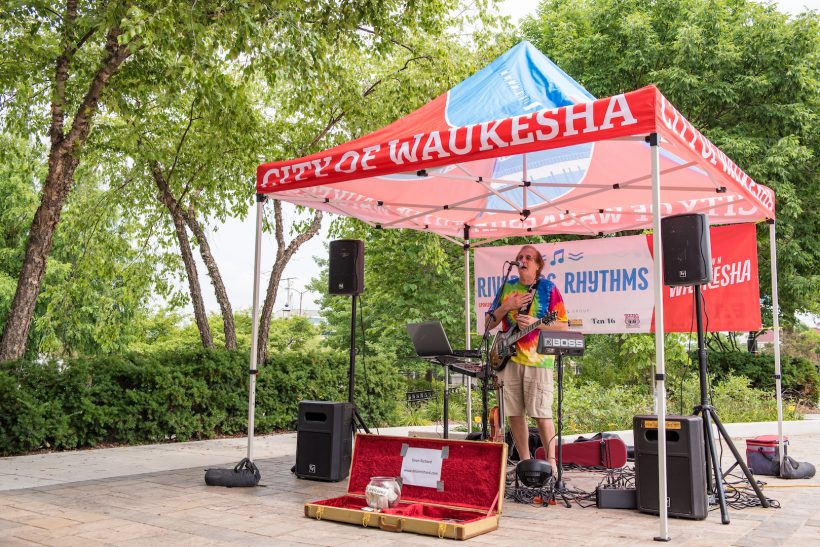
top-left (485, 143), bottom-right (593, 210)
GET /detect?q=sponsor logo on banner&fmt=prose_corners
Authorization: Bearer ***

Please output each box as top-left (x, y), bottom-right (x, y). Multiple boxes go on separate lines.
top-left (624, 314), bottom-right (641, 328)
top-left (591, 317), bottom-right (617, 326)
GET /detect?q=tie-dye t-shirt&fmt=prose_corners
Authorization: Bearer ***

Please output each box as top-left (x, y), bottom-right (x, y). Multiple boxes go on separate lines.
top-left (490, 276), bottom-right (568, 368)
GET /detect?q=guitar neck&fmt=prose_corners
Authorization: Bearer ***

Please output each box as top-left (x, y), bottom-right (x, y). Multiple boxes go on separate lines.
top-left (509, 313), bottom-right (554, 344)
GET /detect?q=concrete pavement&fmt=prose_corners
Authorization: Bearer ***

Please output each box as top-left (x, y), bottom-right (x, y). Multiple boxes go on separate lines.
top-left (0, 421), bottom-right (818, 545)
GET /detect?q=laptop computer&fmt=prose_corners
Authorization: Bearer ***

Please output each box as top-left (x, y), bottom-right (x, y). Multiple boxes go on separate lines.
top-left (406, 321), bottom-right (480, 358)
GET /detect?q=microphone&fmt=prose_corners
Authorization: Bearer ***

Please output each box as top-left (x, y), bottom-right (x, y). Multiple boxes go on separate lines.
top-left (507, 260), bottom-right (522, 267)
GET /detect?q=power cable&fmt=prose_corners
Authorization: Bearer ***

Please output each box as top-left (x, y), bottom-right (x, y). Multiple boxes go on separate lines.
top-left (358, 294), bottom-right (379, 435)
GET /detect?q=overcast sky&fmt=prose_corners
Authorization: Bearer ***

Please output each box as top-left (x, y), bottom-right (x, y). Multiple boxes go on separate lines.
top-left (185, 0), bottom-right (814, 318)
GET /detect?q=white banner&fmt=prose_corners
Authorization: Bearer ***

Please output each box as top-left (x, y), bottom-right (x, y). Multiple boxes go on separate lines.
top-left (474, 236), bottom-right (654, 334)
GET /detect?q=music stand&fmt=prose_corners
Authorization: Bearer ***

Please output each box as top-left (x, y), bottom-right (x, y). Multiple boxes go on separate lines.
top-left (538, 330), bottom-right (585, 507)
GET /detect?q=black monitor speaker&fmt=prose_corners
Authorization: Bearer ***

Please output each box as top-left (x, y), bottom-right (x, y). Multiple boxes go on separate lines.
top-left (661, 213), bottom-right (712, 286)
top-left (633, 415), bottom-right (708, 520)
top-left (329, 240), bottom-right (364, 295)
top-left (295, 401), bottom-right (353, 482)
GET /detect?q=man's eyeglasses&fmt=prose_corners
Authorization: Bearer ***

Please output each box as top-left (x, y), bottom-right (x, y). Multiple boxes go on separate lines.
top-left (516, 254), bottom-right (537, 262)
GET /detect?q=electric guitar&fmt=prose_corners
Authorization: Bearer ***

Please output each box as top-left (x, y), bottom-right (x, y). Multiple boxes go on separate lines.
top-left (488, 311), bottom-right (558, 372)
top-left (488, 375), bottom-right (505, 442)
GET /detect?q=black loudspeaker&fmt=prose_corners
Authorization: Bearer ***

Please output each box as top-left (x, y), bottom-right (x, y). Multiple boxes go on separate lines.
top-left (295, 401), bottom-right (353, 482)
top-left (329, 239), bottom-right (364, 295)
top-left (661, 213), bottom-right (712, 286)
top-left (634, 415), bottom-right (708, 519)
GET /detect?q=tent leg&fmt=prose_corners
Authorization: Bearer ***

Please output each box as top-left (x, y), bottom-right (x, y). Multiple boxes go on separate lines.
top-left (649, 133), bottom-right (670, 541)
top-left (247, 194), bottom-right (266, 462)
top-left (464, 227), bottom-right (472, 434)
top-left (769, 221), bottom-right (784, 471)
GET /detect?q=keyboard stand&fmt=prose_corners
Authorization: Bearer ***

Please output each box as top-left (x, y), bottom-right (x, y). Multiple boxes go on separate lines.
top-left (422, 354), bottom-right (484, 439)
top-left (430, 355), bottom-right (456, 439)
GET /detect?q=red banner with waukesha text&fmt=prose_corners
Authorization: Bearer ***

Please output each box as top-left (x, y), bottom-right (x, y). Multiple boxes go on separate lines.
top-left (648, 223), bottom-right (761, 332)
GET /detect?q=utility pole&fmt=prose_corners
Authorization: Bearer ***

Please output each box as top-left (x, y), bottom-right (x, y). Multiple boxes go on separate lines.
top-left (295, 288), bottom-right (308, 316)
top-left (280, 277), bottom-right (296, 316)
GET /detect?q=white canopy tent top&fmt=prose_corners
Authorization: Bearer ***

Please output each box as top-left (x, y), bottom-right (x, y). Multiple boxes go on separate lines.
top-left (249, 42), bottom-right (784, 538)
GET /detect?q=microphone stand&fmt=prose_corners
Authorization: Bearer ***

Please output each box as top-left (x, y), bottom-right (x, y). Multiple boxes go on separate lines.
top-left (479, 261), bottom-right (517, 439)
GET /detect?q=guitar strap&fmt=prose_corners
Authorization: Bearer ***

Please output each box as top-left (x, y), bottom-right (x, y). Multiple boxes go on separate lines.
top-left (516, 278), bottom-right (539, 316)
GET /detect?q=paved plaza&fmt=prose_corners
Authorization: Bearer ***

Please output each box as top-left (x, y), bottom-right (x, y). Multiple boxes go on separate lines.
top-left (0, 421), bottom-right (818, 546)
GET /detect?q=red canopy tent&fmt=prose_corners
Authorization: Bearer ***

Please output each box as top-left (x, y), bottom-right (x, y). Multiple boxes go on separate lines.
top-left (250, 42), bottom-right (785, 537)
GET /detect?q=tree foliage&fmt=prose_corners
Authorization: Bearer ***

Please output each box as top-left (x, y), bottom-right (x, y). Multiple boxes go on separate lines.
top-left (519, 0), bottom-right (819, 325)
top-left (0, 0), bottom-right (477, 359)
top-left (311, 222), bottom-right (470, 376)
top-left (0, 134), bottom-right (158, 357)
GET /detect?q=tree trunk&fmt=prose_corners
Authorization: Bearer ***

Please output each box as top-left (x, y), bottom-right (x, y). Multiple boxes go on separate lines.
top-left (0, 21), bottom-right (132, 362)
top-left (257, 201), bottom-right (322, 364)
top-left (152, 163), bottom-right (213, 349)
top-left (183, 206), bottom-right (236, 349)
top-left (0, 153), bottom-right (77, 360)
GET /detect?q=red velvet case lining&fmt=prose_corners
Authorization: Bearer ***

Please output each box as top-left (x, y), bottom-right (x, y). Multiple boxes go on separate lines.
top-left (345, 434), bottom-right (504, 512)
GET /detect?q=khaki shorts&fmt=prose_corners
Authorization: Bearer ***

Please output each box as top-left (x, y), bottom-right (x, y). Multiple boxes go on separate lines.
top-left (500, 363), bottom-right (553, 419)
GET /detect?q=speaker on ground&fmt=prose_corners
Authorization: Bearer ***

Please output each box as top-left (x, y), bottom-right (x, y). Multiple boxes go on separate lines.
top-left (634, 415), bottom-right (708, 519)
top-left (295, 401), bottom-right (353, 482)
top-left (329, 239), bottom-right (364, 295)
top-left (661, 213), bottom-right (712, 286)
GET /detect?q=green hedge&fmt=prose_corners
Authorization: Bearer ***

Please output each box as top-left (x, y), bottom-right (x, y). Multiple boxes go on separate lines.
top-left (0, 348), bottom-right (402, 456)
top-left (395, 372), bottom-right (802, 434)
top-left (707, 352), bottom-right (819, 403)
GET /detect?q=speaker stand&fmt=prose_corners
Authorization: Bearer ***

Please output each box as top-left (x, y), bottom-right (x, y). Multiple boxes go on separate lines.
top-left (348, 294), bottom-right (370, 434)
top-left (690, 285), bottom-right (767, 524)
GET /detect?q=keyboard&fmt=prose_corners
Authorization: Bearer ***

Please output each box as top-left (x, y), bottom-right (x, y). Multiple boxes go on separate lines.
top-left (446, 360), bottom-right (488, 378)
top-left (452, 349), bottom-right (482, 359)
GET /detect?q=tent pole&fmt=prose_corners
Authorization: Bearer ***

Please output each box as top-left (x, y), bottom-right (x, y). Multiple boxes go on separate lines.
top-left (464, 226), bottom-right (472, 434)
top-left (768, 221), bottom-right (784, 469)
top-left (649, 133), bottom-right (670, 541)
top-left (247, 194), bottom-right (266, 462)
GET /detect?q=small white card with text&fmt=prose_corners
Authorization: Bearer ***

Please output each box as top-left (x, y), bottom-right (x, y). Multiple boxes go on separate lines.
top-left (400, 447), bottom-right (443, 488)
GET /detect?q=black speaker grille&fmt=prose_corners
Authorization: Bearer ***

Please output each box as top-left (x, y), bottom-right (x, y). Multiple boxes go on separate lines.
top-left (295, 401), bottom-right (353, 482)
top-left (661, 214), bottom-right (712, 286)
top-left (329, 240), bottom-right (364, 295)
top-left (633, 415), bottom-right (708, 519)
top-left (296, 431), bottom-right (333, 478)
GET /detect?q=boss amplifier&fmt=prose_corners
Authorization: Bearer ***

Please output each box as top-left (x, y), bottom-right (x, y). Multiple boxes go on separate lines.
top-left (537, 330), bottom-right (585, 356)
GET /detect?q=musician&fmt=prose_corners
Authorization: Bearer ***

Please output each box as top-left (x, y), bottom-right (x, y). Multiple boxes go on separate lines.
top-left (486, 245), bottom-right (568, 471)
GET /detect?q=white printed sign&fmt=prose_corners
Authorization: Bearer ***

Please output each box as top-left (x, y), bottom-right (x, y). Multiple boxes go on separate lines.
top-left (400, 447), bottom-right (443, 488)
